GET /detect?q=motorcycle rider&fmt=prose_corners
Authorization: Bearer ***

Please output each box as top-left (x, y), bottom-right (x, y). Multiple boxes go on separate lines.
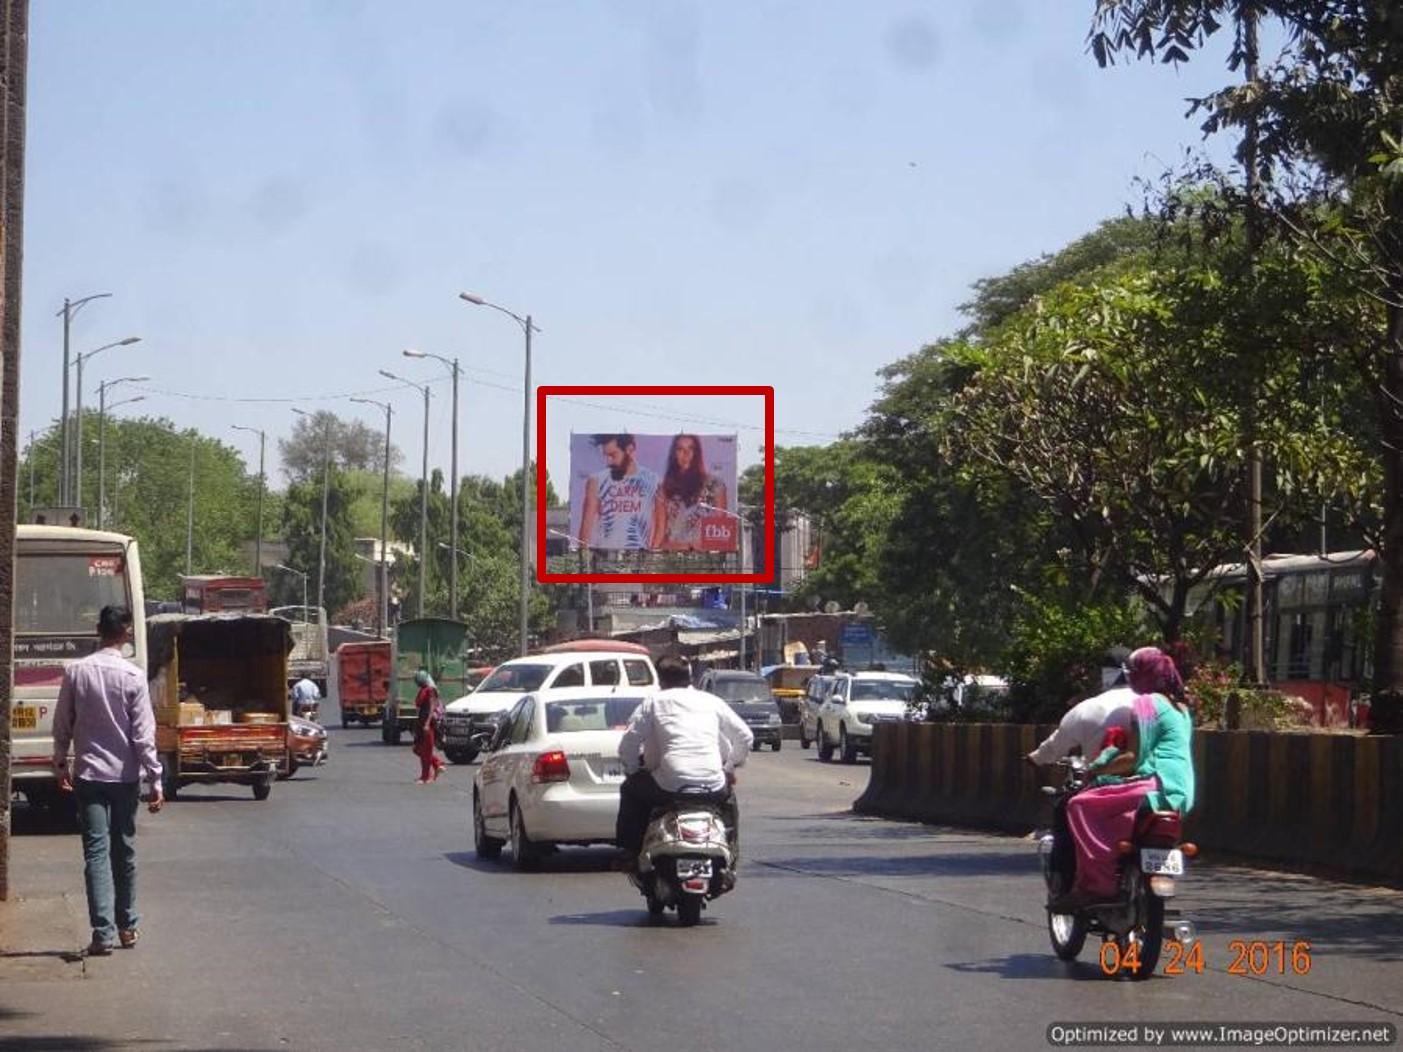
top-left (1026, 650), bottom-right (1137, 767)
top-left (615, 655), bottom-right (754, 872)
top-left (290, 676), bottom-right (321, 720)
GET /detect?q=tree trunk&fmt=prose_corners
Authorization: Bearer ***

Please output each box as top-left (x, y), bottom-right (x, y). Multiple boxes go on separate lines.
top-left (1369, 296), bottom-right (1403, 734)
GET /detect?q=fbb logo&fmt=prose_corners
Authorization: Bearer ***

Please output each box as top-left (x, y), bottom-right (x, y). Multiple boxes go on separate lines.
top-left (699, 517), bottom-right (735, 552)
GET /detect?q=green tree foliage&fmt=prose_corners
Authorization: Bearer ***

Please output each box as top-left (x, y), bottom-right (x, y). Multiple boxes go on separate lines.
top-left (279, 465), bottom-right (362, 613)
top-left (1089, 0), bottom-right (1403, 721)
top-left (20, 415), bottom-right (262, 600)
top-left (279, 410), bottom-right (401, 484)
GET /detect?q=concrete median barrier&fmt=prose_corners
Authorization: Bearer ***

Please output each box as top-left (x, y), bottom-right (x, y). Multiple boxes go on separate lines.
top-left (853, 722), bottom-right (1403, 880)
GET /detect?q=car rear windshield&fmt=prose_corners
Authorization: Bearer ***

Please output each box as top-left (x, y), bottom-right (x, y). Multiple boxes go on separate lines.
top-left (545, 698), bottom-right (642, 732)
top-left (850, 680), bottom-right (917, 702)
top-left (713, 680), bottom-right (773, 704)
top-left (478, 663), bottom-right (552, 693)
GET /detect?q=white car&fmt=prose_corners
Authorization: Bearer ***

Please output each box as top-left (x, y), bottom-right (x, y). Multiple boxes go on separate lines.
top-left (797, 674), bottom-right (836, 750)
top-left (816, 671), bottom-right (920, 764)
top-left (471, 687), bottom-right (650, 870)
top-left (442, 648), bottom-right (657, 764)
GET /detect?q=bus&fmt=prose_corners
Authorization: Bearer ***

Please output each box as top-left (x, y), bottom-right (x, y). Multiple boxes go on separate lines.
top-left (180, 574), bottom-right (267, 614)
top-left (10, 525), bottom-right (147, 809)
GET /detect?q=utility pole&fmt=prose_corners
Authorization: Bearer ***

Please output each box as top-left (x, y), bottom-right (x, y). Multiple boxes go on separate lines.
top-left (1, 0), bottom-right (31, 902)
top-left (1242, 6), bottom-right (1266, 689)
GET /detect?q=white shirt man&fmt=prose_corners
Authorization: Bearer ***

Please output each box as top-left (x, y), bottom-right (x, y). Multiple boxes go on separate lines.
top-left (619, 685), bottom-right (754, 792)
top-left (291, 677), bottom-right (320, 704)
top-left (614, 658), bottom-right (754, 865)
top-left (1027, 685), bottom-right (1137, 766)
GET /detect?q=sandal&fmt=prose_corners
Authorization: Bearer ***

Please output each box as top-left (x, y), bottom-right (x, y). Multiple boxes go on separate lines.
top-left (119, 929), bottom-right (139, 949)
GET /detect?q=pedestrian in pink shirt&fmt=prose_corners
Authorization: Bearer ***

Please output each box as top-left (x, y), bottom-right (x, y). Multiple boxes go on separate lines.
top-left (52, 606), bottom-right (165, 957)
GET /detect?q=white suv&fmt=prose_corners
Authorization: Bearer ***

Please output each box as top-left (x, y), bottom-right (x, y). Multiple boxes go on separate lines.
top-left (441, 650), bottom-right (657, 764)
top-left (816, 671), bottom-right (920, 764)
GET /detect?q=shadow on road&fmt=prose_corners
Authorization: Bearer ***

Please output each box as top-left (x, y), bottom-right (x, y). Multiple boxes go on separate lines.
top-left (8, 804), bottom-right (77, 837)
top-left (946, 953), bottom-right (1112, 982)
top-left (758, 848), bottom-right (1030, 880)
top-left (548, 909), bottom-right (720, 930)
top-left (445, 848), bottom-right (620, 875)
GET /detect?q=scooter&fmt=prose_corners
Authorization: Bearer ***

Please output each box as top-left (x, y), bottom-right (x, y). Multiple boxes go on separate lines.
top-left (629, 799), bottom-right (736, 927)
top-left (1036, 757), bottom-right (1198, 980)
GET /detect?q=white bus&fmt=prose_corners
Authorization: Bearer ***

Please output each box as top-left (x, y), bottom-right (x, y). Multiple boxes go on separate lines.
top-left (10, 524), bottom-right (147, 809)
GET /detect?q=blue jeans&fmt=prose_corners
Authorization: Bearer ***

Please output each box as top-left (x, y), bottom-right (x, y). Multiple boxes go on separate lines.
top-left (74, 779), bottom-right (140, 943)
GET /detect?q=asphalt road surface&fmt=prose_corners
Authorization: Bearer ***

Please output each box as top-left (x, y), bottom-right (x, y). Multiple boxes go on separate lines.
top-left (4, 686), bottom-right (1401, 1052)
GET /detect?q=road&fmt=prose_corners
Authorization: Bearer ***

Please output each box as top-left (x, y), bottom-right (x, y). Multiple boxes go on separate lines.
top-left (4, 687), bottom-right (1401, 1052)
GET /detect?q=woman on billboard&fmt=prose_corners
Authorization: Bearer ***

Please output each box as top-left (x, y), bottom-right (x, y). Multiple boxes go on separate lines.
top-left (651, 434), bottom-right (730, 551)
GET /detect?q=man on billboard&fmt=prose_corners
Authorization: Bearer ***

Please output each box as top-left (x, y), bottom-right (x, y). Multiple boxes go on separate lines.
top-left (580, 433), bottom-right (662, 550)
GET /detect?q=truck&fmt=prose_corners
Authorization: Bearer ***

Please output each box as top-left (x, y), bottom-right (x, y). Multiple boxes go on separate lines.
top-left (382, 618), bottom-right (472, 744)
top-left (335, 638), bottom-right (390, 728)
top-left (270, 604), bottom-right (331, 696)
top-left (180, 574), bottom-right (268, 614)
top-left (148, 613), bottom-right (292, 801)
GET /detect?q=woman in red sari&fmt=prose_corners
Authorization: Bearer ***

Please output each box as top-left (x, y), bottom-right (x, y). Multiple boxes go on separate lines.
top-left (412, 670), bottom-right (446, 784)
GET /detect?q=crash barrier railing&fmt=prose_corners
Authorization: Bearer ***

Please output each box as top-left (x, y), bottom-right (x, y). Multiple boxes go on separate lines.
top-left (852, 722), bottom-right (1403, 881)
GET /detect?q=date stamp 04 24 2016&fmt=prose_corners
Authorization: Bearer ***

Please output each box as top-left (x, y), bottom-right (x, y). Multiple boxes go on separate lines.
top-left (1100, 939), bottom-right (1314, 978)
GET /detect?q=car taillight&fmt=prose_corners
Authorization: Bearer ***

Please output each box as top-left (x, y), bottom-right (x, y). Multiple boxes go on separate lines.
top-left (531, 750), bottom-right (571, 784)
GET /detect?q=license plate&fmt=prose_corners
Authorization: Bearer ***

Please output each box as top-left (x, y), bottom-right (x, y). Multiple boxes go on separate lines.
top-left (1141, 847), bottom-right (1184, 875)
top-left (11, 705), bottom-right (36, 730)
top-left (220, 753), bottom-right (244, 767)
top-left (675, 858), bottom-right (712, 879)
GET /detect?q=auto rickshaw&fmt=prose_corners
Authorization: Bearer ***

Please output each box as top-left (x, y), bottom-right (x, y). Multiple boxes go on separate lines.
top-left (148, 613), bottom-right (293, 800)
top-left (762, 663), bottom-right (819, 724)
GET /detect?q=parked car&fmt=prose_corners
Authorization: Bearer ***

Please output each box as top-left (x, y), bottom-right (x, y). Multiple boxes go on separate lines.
top-left (282, 714), bottom-right (328, 779)
top-left (816, 671), bottom-right (920, 764)
top-left (442, 648), bottom-right (658, 765)
top-left (798, 673), bottom-right (836, 750)
top-left (698, 669), bottom-right (783, 751)
top-left (471, 686), bottom-right (651, 870)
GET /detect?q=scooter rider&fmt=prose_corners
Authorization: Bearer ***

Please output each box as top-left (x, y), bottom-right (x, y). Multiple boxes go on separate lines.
top-left (290, 676), bottom-right (321, 719)
top-left (615, 655), bottom-right (754, 871)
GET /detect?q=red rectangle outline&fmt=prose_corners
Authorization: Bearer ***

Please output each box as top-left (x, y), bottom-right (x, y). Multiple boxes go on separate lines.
top-left (536, 385), bottom-right (775, 585)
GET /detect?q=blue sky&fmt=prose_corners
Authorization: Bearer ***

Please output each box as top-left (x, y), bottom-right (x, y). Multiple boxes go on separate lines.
top-left (21, 1), bottom-right (1236, 494)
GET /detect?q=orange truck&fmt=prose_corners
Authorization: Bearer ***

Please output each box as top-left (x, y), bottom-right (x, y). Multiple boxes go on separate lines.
top-left (335, 639), bottom-right (391, 728)
top-left (148, 613), bottom-right (292, 801)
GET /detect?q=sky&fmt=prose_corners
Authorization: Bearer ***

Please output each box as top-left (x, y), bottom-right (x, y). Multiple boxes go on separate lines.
top-left (20, 1), bottom-right (1240, 499)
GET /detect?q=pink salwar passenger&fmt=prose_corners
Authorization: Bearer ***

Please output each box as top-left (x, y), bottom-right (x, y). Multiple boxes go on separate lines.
top-left (1064, 647), bottom-right (1196, 899)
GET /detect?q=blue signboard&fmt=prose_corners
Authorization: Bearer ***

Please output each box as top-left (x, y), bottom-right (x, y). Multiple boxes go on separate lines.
top-left (840, 622), bottom-right (874, 647)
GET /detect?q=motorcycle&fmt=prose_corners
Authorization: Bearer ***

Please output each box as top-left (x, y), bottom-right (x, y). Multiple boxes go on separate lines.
top-left (1036, 757), bottom-right (1197, 980)
top-left (628, 797), bottom-right (736, 927)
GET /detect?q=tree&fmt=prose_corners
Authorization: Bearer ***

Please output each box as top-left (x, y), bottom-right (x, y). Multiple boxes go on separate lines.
top-left (949, 248), bottom-right (1369, 640)
top-left (20, 416), bottom-right (263, 599)
top-left (1089, 0), bottom-right (1403, 727)
top-left (279, 465), bottom-right (362, 613)
top-left (279, 410), bottom-right (400, 484)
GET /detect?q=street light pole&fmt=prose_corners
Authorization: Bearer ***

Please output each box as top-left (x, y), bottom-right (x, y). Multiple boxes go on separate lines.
top-left (186, 433), bottom-right (197, 574)
top-left (57, 292), bottom-right (112, 506)
top-left (352, 397), bottom-right (393, 639)
top-left (380, 369), bottom-right (431, 619)
top-left (275, 564), bottom-right (309, 618)
top-left (73, 335), bottom-right (141, 513)
top-left (292, 409), bottom-right (331, 615)
top-left (459, 292), bottom-right (539, 655)
top-left (699, 501), bottom-right (750, 670)
top-left (403, 349), bottom-right (461, 619)
top-left (231, 425), bottom-right (266, 576)
top-left (97, 375), bottom-right (148, 529)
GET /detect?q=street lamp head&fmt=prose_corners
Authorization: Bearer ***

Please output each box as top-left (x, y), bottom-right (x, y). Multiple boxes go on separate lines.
top-left (458, 292), bottom-right (485, 305)
top-left (127, 374), bottom-right (151, 383)
top-left (118, 336), bottom-right (142, 346)
top-left (402, 348), bottom-right (426, 359)
top-left (377, 369), bottom-right (399, 382)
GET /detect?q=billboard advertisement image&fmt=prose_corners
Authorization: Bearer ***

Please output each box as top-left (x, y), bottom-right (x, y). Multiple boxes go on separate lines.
top-left (568, 432), bottom-right (738, 553)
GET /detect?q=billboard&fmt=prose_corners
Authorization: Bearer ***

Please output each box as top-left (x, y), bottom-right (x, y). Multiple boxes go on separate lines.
top-left (567, 432), bottom-right (739, 553)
